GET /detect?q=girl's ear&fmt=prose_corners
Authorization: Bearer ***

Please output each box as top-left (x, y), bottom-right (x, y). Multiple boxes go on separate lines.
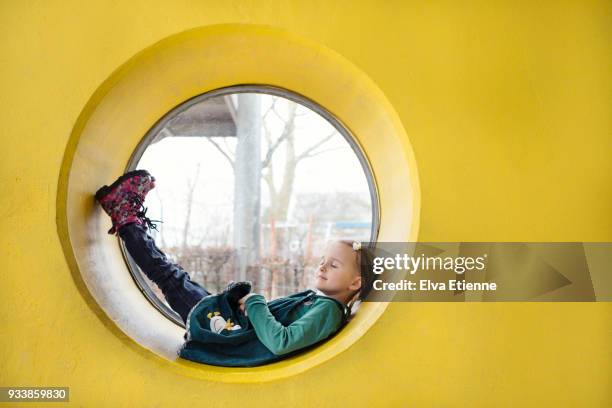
top-left (349, 276), bottom-right (362, 291)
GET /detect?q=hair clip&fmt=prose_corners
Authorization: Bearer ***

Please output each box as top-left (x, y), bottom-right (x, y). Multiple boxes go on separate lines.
top-left (352, 241), bottom-right (362, 251)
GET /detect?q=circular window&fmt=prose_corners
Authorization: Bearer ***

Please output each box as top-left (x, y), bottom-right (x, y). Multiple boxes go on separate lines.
top-left (58, 24), bottom-right (419, 382)
top-left (122, 85), bottom-right (380, 326)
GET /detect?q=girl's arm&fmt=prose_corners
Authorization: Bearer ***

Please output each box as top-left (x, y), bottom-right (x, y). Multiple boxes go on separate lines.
top-left (243, 294), bottom-right (343, 356)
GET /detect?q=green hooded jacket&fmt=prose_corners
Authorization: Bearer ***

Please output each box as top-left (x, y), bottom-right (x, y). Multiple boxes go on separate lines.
top-left (178, 289), bottom-right (350, 367)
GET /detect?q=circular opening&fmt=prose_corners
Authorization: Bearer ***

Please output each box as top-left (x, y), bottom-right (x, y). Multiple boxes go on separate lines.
top-left (121, 85), bottom-right (380, 327)
top-left (58, 24), bottom-right (419, 381)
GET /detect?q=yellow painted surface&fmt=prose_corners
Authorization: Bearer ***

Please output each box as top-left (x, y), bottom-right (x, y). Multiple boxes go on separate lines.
top-left (1, 1), bottom-right (610, 407)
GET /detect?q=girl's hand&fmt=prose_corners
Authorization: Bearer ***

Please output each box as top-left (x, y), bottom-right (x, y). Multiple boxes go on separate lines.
top-left (238, 293), bottom-right (258, 316)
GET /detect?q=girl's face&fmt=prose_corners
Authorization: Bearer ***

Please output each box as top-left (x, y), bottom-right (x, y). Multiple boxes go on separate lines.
top-left (315, 241), bottom-right (361, 298)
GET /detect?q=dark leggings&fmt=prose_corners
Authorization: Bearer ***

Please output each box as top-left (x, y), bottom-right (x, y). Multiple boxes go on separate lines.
top-left (119, 223), bottom-right (212, 323)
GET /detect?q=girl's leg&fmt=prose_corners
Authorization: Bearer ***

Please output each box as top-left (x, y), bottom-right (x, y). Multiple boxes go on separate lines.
top-left (118, 222), bottom-right (212, 323)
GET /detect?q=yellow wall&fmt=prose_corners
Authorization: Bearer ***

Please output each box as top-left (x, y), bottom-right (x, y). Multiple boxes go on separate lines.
top-left (1, 1), bottom-right (610, 406)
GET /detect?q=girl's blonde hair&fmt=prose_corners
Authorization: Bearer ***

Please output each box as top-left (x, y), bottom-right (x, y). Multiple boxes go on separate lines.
top-left (337, 240), bottom-right (376, 304)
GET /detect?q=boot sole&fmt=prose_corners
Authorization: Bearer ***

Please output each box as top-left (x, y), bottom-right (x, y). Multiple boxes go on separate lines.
top-left (95, 169), bottom-right (153, 202)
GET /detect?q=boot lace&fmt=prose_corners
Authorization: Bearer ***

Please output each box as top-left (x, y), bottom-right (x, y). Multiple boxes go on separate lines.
top-left (131, 194), bottom-right (162, 232)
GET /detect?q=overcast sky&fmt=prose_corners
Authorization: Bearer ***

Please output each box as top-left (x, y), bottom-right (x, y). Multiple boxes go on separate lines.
top-left (136, 94), bottom-right (373, 247)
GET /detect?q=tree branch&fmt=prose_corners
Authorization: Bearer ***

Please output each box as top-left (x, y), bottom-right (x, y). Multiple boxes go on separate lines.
top-left (206, 137), bottom-right (234, 169)
top-left (296, 131), bottom-right (336, 161)
top-left (261, 98), bottom-right (296, 169)
top-left (298, 145), bottom-right (346, 160)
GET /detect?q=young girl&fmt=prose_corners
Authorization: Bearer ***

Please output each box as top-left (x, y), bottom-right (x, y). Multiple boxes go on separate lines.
top-left (95, 169), bottom-right (375, 367)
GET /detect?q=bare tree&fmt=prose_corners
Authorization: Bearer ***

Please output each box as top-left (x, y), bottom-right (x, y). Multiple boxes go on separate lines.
top-left (261, 97), bottom-right (338, 259)
top-left (181, 163), bottom-right (201, 253)
top-left (196, 94), bottom-right (341, 294)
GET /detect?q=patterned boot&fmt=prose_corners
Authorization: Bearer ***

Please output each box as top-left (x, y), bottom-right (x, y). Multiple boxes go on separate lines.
top-left (95, 169), bottom-right (157, 235)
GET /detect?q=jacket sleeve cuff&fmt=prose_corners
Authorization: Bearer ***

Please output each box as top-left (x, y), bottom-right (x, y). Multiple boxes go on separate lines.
top-left (244, 294), bottom-right (266, 310)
